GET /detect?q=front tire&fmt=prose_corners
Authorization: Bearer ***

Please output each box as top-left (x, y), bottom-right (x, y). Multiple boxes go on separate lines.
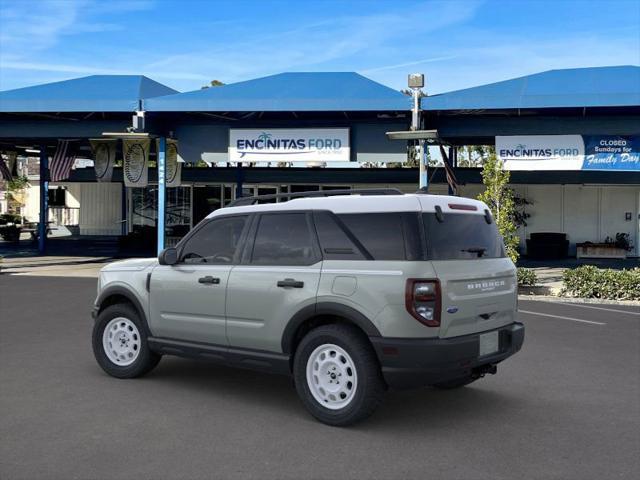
top-left (293, 324), bottom-right (385, 426)
top-left (92, 303), bottom-right (161, 378)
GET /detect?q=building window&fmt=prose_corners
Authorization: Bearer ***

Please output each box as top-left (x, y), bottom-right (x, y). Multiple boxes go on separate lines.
top-left (48, 188), bottom-right (66, 207)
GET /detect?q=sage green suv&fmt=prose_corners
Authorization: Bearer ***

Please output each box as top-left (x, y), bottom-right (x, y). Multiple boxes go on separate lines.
top-left (92, 190), bottom-right (524, 426)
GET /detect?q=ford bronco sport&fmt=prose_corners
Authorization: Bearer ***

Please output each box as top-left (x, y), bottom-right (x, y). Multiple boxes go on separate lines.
top-left (92, 189), bottom-right (524, 426)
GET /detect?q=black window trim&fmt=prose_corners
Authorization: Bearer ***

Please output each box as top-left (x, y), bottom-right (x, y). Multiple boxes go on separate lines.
top-left (175, 212), bottom-right (252, 265)
top-left (243, 210), bottom-right (322, 267)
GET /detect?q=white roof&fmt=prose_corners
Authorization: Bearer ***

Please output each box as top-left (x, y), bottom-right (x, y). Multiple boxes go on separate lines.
top-left (208, 194), bottom-right (488, 218)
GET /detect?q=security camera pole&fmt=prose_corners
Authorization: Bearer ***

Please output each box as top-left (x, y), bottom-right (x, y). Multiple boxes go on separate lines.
top-left (408, 73), bottom-right (426, 190)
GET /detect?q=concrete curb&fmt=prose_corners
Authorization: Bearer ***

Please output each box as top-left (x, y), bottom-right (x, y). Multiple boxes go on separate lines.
top-left (518, 294), bottom-right (640, 307)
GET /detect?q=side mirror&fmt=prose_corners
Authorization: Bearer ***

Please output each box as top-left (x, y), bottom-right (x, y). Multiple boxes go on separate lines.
top-left (158, 247), bottom-right (178, 266)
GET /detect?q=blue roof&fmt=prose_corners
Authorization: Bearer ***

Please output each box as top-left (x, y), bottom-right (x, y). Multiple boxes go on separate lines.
top-left (0, 75), bottom-right (178, 113)
top-left (145, 72), bottom-right (410, 112)
top-left (422, 66), bottom-right (640, 111)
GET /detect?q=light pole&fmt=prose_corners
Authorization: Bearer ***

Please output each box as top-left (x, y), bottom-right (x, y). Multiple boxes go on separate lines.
top-left (408, 73), bottom-right (426, 190)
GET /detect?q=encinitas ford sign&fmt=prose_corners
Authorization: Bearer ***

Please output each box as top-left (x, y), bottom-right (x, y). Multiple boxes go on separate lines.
top-left (229, 128), bottom-right (350, 162)
top-left (497, 135), bottom-right (584, 170)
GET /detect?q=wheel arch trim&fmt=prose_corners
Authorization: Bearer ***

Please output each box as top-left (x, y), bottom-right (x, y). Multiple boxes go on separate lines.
top-left (281, 302), bottom-right (381, 354)
top-left (95, 285), bottom-right (151, 336)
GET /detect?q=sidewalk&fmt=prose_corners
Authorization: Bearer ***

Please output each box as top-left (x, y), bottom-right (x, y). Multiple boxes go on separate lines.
top-left (0, 256), bottom-right (114, 277)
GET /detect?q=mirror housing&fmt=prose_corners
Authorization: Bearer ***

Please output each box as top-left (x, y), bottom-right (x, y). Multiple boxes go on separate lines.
top-left (158, 247), bottom-right (178, 266)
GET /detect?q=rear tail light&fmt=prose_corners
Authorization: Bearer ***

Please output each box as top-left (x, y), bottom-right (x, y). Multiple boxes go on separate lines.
top-left (405, 279), bottom-right (441, 327)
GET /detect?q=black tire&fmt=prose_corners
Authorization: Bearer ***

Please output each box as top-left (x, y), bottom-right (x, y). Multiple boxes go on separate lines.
top-left (92, 303), bottom-right (161, 379)
top-left (293, 324), bottom-right (385, 426)
top-left (432, 376), bottom-right (477, 390)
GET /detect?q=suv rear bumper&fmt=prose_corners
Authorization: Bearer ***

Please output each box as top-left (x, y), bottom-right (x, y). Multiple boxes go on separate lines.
top-left (370, 322), bottom-right (524, 390)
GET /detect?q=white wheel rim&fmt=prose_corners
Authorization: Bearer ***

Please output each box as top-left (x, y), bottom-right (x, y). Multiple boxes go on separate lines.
top-left (102, 317), bottom-right (141, 367)
top-left (306, 343), bottom-right (358, 410)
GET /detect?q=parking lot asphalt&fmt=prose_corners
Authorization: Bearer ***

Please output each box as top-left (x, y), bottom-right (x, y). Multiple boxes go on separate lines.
top-left (1, 275), bottom-right (638, 480)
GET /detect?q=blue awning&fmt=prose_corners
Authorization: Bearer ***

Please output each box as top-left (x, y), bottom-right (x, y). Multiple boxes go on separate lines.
top-left (145, 72), bottom-right (410, 112)
top-left (422, 66), bottom-right (640, 111)
top-left (0, 75), bottom-right (178, 113)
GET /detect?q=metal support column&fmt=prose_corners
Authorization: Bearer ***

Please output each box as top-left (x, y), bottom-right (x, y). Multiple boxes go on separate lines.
top-left (121, 183), bottom-right (127, 236)
top-left (448, 146), bottom-right (455, 195)
top-left (419, 140), bottom-right (428, 190)
top-left (38, 146), bottom-right (48, 255)
top-left (157, 137), bottom-right (166, 255)
top-left (235, 163), bottom-right (244, 199)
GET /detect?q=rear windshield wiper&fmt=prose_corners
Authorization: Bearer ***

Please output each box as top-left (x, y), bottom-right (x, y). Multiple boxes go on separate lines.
top-left (461, 247), bottom-right (487, 258)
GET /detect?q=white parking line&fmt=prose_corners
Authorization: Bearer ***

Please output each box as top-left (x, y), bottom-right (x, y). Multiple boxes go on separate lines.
top-left (518, 309), bottom-right (607, 326)
top-left (545, 302), bottom-right (640, 317)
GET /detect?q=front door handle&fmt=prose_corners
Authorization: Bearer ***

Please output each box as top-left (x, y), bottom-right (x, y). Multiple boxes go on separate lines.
top-left (198, 276), bottom-right (220, 285)
top-left (277, 278), bottom-right (304, 288)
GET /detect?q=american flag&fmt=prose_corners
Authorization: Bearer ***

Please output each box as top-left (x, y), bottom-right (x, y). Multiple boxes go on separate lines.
top-left (439, 145), bottom-right (458, 194)
top-left (50, 140), bottom-right (77, 182)
top-left (0, 156), bottom-right (12, 181)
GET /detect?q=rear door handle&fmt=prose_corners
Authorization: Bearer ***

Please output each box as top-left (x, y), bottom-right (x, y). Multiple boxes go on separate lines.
top-left (198, 276), bottom-right (220, 285)
top-left (277, 278), bottom-right (304, 288)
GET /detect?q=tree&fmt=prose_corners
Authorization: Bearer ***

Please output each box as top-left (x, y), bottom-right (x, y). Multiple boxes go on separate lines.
top-left (201, 80), bottom-right (225, 89)
top-left (477, 152), bottom-right (519, 263)
top-left (5, 175), bottom-right (29, 215)
top-left (457, 145), bottom-right (495, 167)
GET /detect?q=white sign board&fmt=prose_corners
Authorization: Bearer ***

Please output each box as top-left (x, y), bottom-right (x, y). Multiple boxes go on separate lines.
top-left (229, 128), bottom-right (350, 163)
top-left (496, 135), bottom-right (585, 170)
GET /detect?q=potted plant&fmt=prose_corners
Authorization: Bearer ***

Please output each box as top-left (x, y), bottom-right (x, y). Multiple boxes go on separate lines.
top-left (576, 232), bottom-right (633, 259)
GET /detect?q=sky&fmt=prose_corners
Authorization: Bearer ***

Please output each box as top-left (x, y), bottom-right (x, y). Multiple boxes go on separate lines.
top-left (0, 0), bottom-right (639, 94)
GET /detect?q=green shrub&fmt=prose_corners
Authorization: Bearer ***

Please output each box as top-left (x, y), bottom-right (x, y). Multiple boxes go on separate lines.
top-left (561, 265), bottom-right (640, 300)
top-left (517, 267), bottom-right (538, 286)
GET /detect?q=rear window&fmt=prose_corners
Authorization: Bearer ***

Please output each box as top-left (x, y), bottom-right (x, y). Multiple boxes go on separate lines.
top-left (423, 213), bottom-right (505, 260)
top-left (336, 213), bottom-right (422, 261)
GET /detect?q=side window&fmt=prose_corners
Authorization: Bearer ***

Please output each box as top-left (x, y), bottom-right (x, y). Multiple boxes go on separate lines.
top-left (251, 213), bottom-right (318, 266)
top-left (313, 211), bottom-right (366, 260)
top-left (337, 213), bottom-right (414, 261)
top-left (180, 215), bottom-right (247, 264)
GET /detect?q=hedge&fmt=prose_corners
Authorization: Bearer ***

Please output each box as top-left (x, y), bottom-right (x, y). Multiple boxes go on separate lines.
top-left (561, 265), bottom-right (640, 300)
top-left (517, 267), bottom-right (538, 287)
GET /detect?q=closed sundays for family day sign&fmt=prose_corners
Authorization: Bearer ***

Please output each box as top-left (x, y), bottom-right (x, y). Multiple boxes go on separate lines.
top-left (229, 128), bottom-right (350, 162)
top-left (497, 135), bottom-right (640, 171)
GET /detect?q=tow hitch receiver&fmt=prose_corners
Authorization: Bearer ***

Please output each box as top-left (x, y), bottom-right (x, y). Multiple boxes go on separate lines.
top-left (472, 364), bottom-right (497, 379)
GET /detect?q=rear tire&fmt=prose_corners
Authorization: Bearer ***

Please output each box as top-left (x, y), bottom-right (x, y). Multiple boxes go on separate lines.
top-left (432, 376), bottom-right (477, 390)
top-left (293, 324), bottom-right (385, 426)
top-left (92, 303), bottom-right (161, 379)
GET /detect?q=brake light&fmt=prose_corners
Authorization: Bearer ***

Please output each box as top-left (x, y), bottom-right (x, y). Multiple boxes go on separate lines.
top-left (405, 279), bottom-right (441, 327)
top-left (448, 203), bottom-right (477, 211)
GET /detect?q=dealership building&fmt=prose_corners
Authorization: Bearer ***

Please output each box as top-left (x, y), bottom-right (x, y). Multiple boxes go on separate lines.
top-left (0, 65), bottom-right (639, 257)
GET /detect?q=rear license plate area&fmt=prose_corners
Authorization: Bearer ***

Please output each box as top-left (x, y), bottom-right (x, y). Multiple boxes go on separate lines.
top-left (479, 330), bottom-right (499, 357)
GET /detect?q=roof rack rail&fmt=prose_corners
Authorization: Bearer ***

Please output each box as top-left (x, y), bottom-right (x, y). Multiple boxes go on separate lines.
top-left (227, 188), bottom-right (404, 207)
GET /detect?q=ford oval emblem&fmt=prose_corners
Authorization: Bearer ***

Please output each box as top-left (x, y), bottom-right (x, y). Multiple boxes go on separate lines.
top-left (446, 306), bottom-right (459, 314)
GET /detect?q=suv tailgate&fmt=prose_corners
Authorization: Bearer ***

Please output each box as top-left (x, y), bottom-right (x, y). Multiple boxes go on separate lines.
top-left (431, 258), bottom-right (517, 338)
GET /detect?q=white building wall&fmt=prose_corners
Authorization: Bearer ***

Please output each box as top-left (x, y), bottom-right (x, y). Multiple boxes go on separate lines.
top-left (599, 187), bottom-right (638, 255)
top-left (78, 183), bottom-right (122, 235)
top-left (418, 182), bottom-right (638, 257)
top-left (22, 182), bottom-right (40, 222)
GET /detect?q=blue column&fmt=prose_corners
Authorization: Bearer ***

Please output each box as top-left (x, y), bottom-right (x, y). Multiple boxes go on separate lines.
top-left (38, 146), bottom-right (48, 255)
top-left (157, 137), bottom-right (166, 255)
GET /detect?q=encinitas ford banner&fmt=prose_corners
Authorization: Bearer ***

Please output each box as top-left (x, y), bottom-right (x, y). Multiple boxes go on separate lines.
top-left (229, 128), bottom-right (350, 163)
top-left (497, 135), bottom-right (640, 171)
top-left (496, 135), bottom-right (584, 170)
top-left (582, 136), bottom-right (640, 170)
